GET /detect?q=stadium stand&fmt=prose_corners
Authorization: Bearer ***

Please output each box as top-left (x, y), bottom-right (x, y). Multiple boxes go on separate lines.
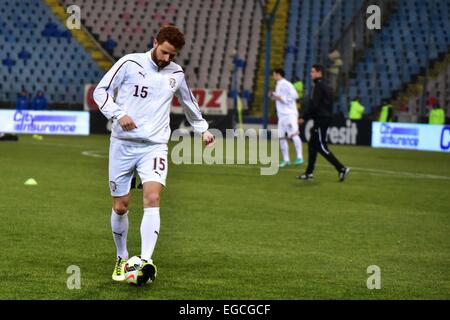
top-left (59, 0), bottom-right (265, 104)
top-left (0, 0), bottom-right (103, 106)
top-left (1, 0), bottom-right (447, 122)
top-left (402, 54), bottom-right (450, 122)
top-left (284, 0), bottom-right (365, 99)
top-left (252, 0), bottom-right (290, 116)
top-left (335, 0), bottom-right (450, 116)
top-left (0, 0), bottom-right (264, 107)
top-left (284, 0), bottom-right (449, 120)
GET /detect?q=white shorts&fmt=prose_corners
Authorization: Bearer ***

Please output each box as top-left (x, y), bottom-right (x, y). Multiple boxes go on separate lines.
top-left (278, 115), bottom-right (299, 138)
top-left (108, 138), bottom-right (168, 197)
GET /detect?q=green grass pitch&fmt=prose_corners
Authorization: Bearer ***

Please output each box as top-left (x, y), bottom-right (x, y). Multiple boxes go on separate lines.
top-left (0, 134), bottom-right (449, 299)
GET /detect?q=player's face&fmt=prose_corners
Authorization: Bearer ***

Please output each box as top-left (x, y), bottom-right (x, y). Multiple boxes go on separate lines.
top-left (310, 68), bottom-right (322, 80)
top-left (153, 40), bottom-right (179, 69)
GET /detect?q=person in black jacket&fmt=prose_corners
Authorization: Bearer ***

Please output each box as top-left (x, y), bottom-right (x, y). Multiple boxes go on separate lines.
top-left (297, 64), bottom-right (350, 182)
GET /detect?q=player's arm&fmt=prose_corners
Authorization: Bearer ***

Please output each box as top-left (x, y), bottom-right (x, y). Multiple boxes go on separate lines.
top-left (272, 83), bottom-right (298, 104)
top-left (175, 77), bottom-right (215, 146)
top-left (269, 85), bottom-right (282, 102)
top-left (93, 57), bottom-right (137, 131)
top-left (284, 83), bottom-right (299, 103)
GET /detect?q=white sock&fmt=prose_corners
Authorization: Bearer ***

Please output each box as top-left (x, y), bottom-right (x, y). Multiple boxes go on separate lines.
top-left (280, 139), bottom-right (290, 162)
top-left (111, 210), bottom-right (129, 259)
top-left (140, 207), bottom-right (160, 262)
top-left (292, 135), bottom-right (303, 159)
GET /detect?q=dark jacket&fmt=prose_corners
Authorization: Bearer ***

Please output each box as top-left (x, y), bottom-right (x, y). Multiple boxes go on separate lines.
top-left (16, 95), bottom-right (30, 110)
top-left (302, 77), bottom-right (333, 122)
top-left (32, 95), bottom-right (48, 110)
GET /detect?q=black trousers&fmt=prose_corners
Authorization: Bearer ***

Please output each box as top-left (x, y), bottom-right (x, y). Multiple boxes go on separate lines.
top-left (306, 120), bottom-right (345, 174)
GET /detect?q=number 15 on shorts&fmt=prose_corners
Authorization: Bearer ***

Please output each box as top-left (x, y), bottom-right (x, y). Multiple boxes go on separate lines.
top-left (149, 156), bottom-right (167, 185)
top-left (153, 157), bottom-right (166, 171)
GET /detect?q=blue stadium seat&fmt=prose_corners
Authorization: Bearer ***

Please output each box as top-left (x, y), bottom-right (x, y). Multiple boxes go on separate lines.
top-left (332, 0), bottom-right (450, 113)
top-left (0, 0), bottom-right (103, 105)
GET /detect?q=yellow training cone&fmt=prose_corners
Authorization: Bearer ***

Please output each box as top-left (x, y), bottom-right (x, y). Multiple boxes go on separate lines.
top-left (24, 178), bottom-right (38, 186)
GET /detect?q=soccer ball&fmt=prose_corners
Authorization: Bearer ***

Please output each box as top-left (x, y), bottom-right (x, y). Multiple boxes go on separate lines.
top-left (124, 256), bottom-right (142, 285)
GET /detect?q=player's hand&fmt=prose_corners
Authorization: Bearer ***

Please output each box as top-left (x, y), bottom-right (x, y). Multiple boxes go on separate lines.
top-left (119, 115), bottom-right (137, 131)
top-left (202, 130), bottom-right (215, 147)
top-left (298, 118), bottom-right (305, 125)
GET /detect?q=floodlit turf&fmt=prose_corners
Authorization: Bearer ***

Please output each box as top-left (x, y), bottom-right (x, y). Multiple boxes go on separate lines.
top-left (0, 134), bottom-right (449, 300)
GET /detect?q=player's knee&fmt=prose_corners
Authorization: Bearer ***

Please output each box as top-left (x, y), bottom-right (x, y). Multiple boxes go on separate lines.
top-left (144, 193), bottom-right (160, 207)
top-left (113, 202), bottom-right (129, 215)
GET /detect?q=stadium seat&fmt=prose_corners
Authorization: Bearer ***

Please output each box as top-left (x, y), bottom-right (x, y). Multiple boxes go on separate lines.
top-left (0, 0), bottom-right (103, 105)
top-left (330, 0), bottom-right (450, 114)
top-left (284, 0), bottom-right (365, 96)
top-left (59, 0), bottom-right (263, 96)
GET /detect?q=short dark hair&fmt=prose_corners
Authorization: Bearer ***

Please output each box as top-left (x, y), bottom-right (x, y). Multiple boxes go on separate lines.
top-left (156, 25), bottom-right (185, 50)
top-left (312, 64), bottom-right (325, 74)
top-left (273, 68), bottom-right (285, 78)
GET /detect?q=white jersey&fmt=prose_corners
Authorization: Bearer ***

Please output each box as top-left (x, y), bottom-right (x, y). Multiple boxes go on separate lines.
top-left (93, 50), bottom-right (209, 144)
top-left (274, 78), bottom-right (299, 118)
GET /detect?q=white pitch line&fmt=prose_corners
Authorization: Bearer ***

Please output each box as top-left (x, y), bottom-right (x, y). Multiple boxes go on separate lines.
top-left (80, 151), bottom-right (450, 181)
top-left (81, 150), bottom-right (108, 158)
top-left (20, 140), bottom-right (98, 149)
top-left (272, 164), bottom-right (450, 181)
top-left (280, 164), bottom-right (450, 180)
top-left (347, 166), bottom-right (450, 181)
top-left (183, 157), bottom-right (450, 181)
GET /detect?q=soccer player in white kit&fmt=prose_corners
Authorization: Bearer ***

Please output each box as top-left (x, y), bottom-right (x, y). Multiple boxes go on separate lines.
top-left (270, 69), bottom-right (303, 167)
top-left (94, 26), bottom-right (215, 286)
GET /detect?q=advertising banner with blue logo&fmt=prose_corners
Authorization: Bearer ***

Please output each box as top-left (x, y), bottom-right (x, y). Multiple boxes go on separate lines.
top-left (0, 110), bottom-right (90, 135)
top-left (372, 122), bottom-right (450, 152)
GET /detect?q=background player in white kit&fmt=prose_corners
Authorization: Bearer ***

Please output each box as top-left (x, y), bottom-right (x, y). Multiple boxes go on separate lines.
top-left (94, 26), bottom-right (215, 286)
top-left (269, 68), bottom-right (303, 168)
